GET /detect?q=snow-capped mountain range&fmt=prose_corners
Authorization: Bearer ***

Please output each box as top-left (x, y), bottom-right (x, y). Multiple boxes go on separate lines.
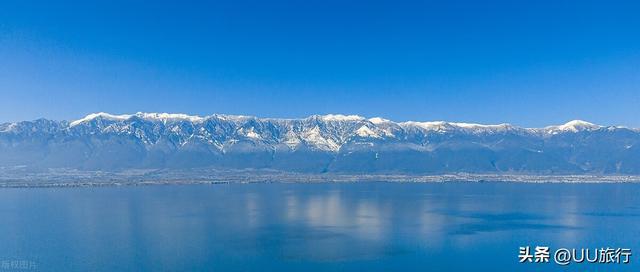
top-left (1, 112), bottom-right (639, 174)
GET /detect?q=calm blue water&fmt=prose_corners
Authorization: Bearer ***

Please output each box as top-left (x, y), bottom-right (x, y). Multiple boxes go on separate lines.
top-left (0, 182), bottom-right (639, 271)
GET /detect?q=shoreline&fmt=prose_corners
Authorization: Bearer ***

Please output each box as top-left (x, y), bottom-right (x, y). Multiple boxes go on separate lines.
top-left (2, 169), bottom-right (640, 188)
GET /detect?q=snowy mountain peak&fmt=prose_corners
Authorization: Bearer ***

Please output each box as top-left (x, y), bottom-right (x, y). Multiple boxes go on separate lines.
top-left (550, 120), bottom-right (601, 133)
top-left (368, 117), bottom-right (391, 124)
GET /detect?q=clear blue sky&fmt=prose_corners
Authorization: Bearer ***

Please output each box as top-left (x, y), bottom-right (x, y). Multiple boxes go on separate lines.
top-left (1, 0), bottom-right (639, 127)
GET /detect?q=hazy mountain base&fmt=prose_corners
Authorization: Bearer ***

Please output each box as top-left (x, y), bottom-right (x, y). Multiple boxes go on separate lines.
top-left (1, 167), bottom-right (639, 187)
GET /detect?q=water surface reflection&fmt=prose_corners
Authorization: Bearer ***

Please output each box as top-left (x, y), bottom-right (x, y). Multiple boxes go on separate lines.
top-left (0, 182), bottom-right (638, 271)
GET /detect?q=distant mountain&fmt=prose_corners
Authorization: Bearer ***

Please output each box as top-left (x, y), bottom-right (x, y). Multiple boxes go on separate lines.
top-left (1, 112), bottom-right (639, 174)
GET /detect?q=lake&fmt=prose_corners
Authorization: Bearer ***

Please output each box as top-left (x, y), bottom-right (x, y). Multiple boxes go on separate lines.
top-left (0, 182), bottom-right (638, 271)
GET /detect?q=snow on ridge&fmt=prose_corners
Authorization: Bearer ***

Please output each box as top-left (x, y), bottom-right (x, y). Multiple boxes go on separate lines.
top-left (70, 112), bottom-right (208, 127)
top-left (69, 112), bottom-right (132, 126)
top-left (135, 112), bottom-right (204, 123)
top-left (355, 125), bottom-right (381, 138)
top-left (68, 112), bottom-right (616, 133)
top-left (302, 126), bottom-right (340, 151)
top-left (400, 121), bottom-right (449, 131)
top-left (213, 114), bottom-right (255, 122)
top-left (400, 121), bottom-right (514, 132)
top-left (319, 114), bottom-right (365, 122)
top-left (238, 127), bottom-right (261, 139)
top-left (0, 123), bottom-right (17, 132)
top-left (450, 122), bottom-right (513, 129)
